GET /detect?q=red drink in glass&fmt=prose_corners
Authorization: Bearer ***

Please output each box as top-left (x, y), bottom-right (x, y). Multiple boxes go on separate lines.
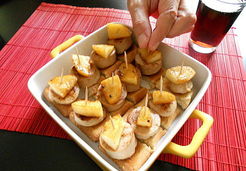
top-left (189, 0), bottom-right (245, 53)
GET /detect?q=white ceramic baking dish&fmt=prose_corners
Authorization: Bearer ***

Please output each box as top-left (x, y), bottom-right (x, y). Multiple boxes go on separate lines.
top-left (28, 23), bottom-right (213, 170)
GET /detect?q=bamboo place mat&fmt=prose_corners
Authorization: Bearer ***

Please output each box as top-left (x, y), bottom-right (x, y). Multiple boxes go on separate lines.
top-left (0, 2), bottom-right (245, 170)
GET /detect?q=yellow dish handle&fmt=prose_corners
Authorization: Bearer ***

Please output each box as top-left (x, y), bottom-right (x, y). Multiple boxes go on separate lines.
top-left (163, 109), bottom-right (214, 158)
top-left (50, 35), bottom-right (84, 58)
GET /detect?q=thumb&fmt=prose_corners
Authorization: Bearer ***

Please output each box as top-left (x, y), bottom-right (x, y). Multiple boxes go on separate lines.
top-left (148, 0), bottom-right (179, 51)
top-left (128, 0), bottom-right (152, 48)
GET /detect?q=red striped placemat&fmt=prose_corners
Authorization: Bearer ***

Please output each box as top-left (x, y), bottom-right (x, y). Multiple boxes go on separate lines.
top-left (0, 2), bottom-right (245, 170)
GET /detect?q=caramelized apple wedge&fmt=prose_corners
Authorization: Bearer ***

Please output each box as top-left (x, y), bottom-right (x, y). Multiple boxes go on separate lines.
top-left (100, 75), bottom-right (123, 104)
top-left (166, 66), bottom-right (196, 84)
top-left (72, 55), bottom-right (92, 77)
top-left (136, 106), bottom-right (152, 127)
top-left (152, 91), bottom-right (176, 104)
top-left (118, 63), bottom-right (138, 85)
top-left (107, 23), bottom-right (132, 39)
top-left (138, 48), bottom-right (162, 64)
top-left (48, 75), bottom-right (77, 98)
top-left (92, 44), bottom-right (115, 58)
top-left (100, 114), bottom-right (125, 150)
top-left (71, 100), bottom-right (103, 118)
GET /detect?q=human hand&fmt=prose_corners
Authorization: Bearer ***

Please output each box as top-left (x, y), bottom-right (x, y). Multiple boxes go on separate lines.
top-left (128, 0), bottom-right (196, 51)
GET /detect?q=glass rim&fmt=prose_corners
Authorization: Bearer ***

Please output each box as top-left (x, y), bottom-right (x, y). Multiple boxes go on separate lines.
top-left (215, 0), bottom-right (246, 5)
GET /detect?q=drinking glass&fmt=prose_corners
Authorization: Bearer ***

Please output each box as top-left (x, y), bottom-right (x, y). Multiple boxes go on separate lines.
top-left (189, 0), bottom-right (246, 54)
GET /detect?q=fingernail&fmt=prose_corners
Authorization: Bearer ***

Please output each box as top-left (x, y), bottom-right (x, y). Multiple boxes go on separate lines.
top-left (138, 33), bottom-right (148, 48)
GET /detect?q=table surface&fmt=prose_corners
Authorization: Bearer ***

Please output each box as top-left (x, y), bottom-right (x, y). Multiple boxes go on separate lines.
top-left (0, 0), bottom-right (245, 170)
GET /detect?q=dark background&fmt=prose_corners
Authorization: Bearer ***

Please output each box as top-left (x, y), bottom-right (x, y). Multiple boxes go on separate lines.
top-left (0, 0), bottom-right (191, 170)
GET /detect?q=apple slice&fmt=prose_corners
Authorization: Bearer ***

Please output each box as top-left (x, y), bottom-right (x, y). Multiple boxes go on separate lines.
top-left (71, 100), bottom-right (103, 117)
top-left (107, 23), bottom-right (132, 39)
top-left (100, 75), bottom-right (122, 104)
top-left (92, 44), bottom-right (115, 58)
top-left (101, 114), bottom-right (125, 150)
top-left (137, 106), bottom-right (152, 127)
top-left (166, 66), bottom-right (196, 84)
top-left (118, 63), bottom-right (138, 85)
top-left (152, 90), bottom-right (176, 104)
top-left (138, 48), bottom-right (162, 64)
top-left (72, 55), bottom-right (91, 77)
top-left (48, 75), bottom-right (77, 98)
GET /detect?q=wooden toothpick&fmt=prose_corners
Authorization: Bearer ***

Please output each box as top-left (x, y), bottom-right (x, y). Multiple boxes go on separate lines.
top-left (144, 92), bottom-right (149, 115)
top-left (145, 92), bottom-right (148, 107)
top-left (124, 51), bottom-right (128, 69)
top-left (179, 60), bottom-right (184, 77)
top-left (109, 115), bottom-right (115, 129)
top-left (60, 67), bottom-right (64, 85)
top-left (75, 47), bottom-right (80, 65)
top-left (85, 86), bottom-right (88, 104)
top-left (111, 73), bottom-right (114, 85)
top-left (160, 76), bottom-right (163, 92)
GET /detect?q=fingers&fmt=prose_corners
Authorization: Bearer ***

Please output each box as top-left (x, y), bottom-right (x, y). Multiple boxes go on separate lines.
top-left (128, 0), bottom-right (152, 48)
top-left (167, 0), bottom-right (197, 38)
top-left (148, 0), bottom-right (180, 51)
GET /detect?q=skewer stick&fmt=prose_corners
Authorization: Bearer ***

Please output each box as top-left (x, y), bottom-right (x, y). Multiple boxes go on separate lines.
top-left (144, 92), bottom-right (148, 107)
top-left (111, 73), bottom-right (114, 85)
top-left (144, 92), bottom-right (149, 116)
top-left (179, 60), bottom-right (184, 77)
top-left (60, 67), bottom-right (64, 85)
top-left (85, 86), bottom-right (88, 104)
top-left (124, 51), bottom-right (128, 69)
top-left (109, 115), bottom-right (115, 129)
top-left (160, 76), bottom-right (163, 92)
top-left (75, 47), bottom-right (80, 65)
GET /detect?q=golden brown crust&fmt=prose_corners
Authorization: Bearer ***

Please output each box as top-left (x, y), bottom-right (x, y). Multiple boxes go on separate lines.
top-left (88, 83), bottom-right (99, 98)
top-left (117, 45), bottom-right (137, 64)
top-left (43, 87), bottom-right (72, 117)
top-left (69, 112), bottom-right (109, 142)
top-left (124, 67), bottom-right (142, 93)
top-left (143, 128), bottom-right (166, 150)
top-left (110, 100), bottom-right (134, 116)
top-left (126, 87), bottom-right (147, 104)
top-left (161, 107), bottom-right (182, 130)
top-left (146, 68), bottom-right (165, 84)
top-left (99, 141), bottom-right (152, 171)
top-left (113, 142), bottom-right (152, 171)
